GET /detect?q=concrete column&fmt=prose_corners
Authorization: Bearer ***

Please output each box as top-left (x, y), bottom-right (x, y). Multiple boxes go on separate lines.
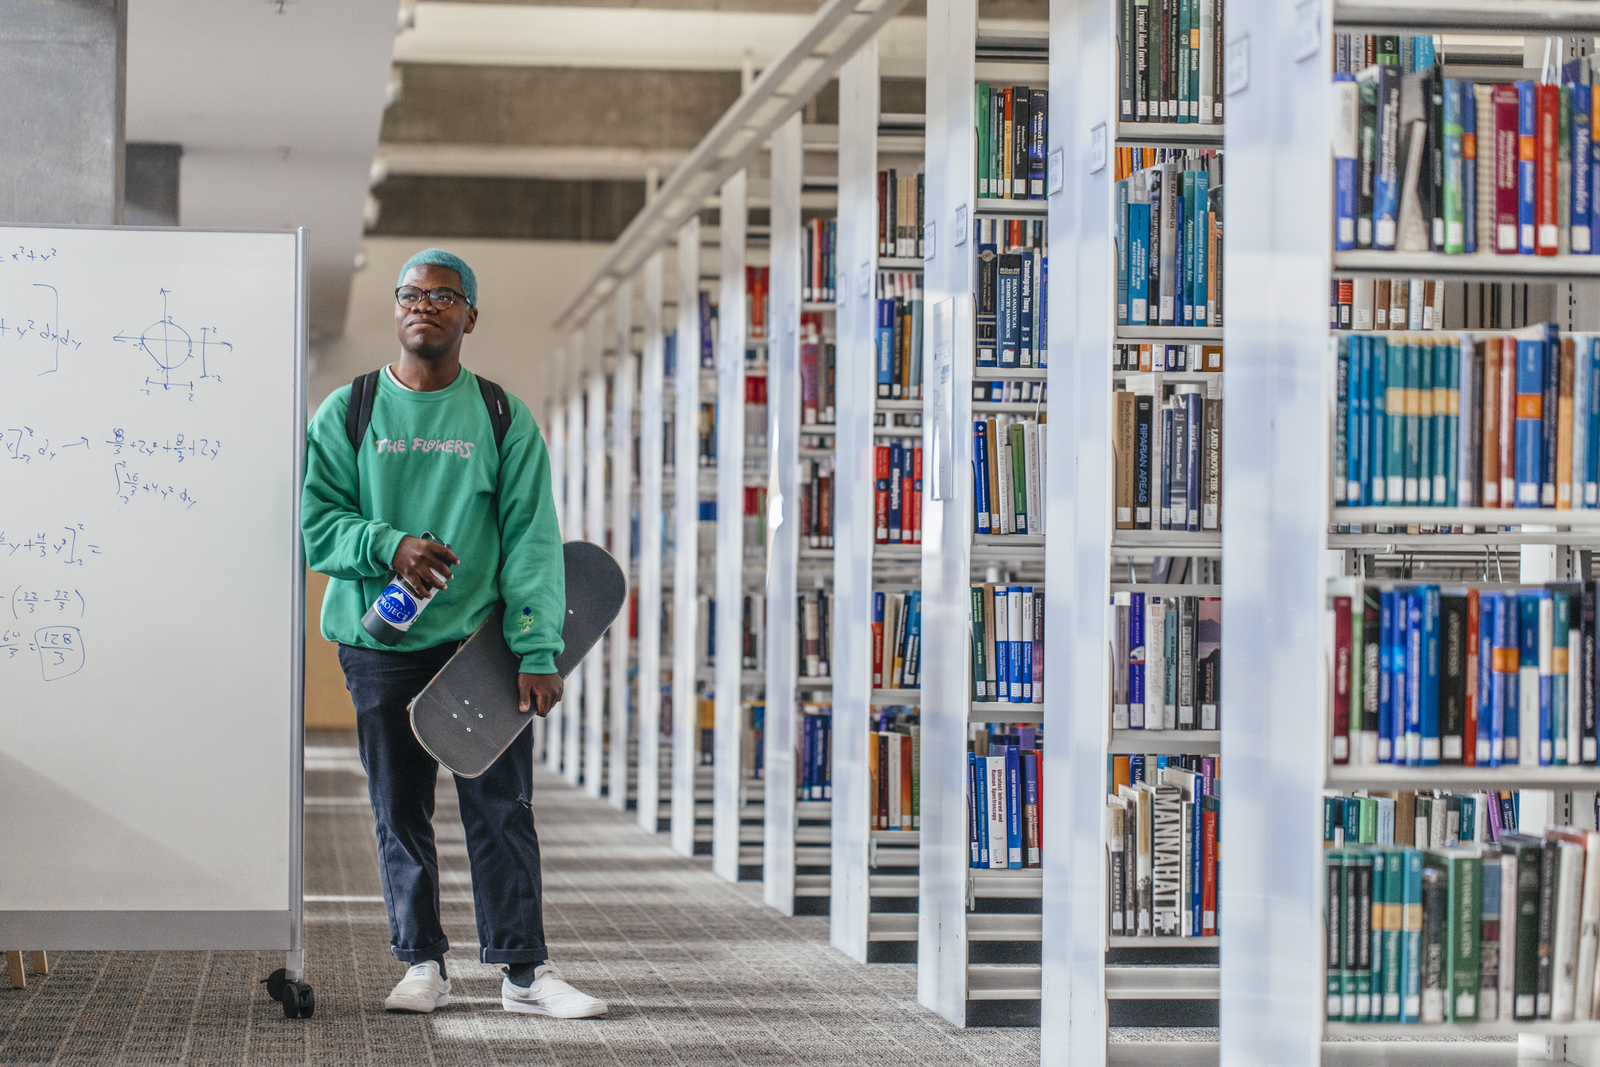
top-left (0, 0), bottom-right (127, 224)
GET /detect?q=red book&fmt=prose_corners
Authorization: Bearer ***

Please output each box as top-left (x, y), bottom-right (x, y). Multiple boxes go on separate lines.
top-left (820, 469), bottom-right (833, 547)
top-left (874, 445), bottom-right (890, 544)
top-left (911, 444), bottom-right (924, 544)
top-left (1465, 588), bottom-right (1480, 766)
top-left (877, 732), bottom-right (890, 829)
top-left (1200, 801), bottom-right (1218, 936)
top-left (1332, 594), bottom-right (1352, 764)
top-left (1537, 83), bottom-right (1560, 255)
top-left (900, 449), bottom-right (913, 546)
top-left (1493, 85), bottom-right (1521, 254)
top-left (1022, 750), bottom-right (1040, 867)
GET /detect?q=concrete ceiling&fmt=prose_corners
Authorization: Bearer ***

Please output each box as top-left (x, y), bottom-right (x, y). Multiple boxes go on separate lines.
top-left (125, 0), bottom-right (402, 341)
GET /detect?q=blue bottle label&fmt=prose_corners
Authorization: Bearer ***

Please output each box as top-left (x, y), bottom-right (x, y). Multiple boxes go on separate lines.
top-left (374, 582), bottom-right (419, 627)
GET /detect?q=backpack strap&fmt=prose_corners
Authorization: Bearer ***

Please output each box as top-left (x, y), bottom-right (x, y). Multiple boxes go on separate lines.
top-left (476, 374), bottom-right (512, 450)
top-left (346, 369), bottom-right (381, 453)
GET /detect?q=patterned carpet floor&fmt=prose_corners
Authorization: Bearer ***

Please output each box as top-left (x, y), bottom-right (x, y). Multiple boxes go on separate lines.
top-left (0, 731), bottom-right (1041, 1066)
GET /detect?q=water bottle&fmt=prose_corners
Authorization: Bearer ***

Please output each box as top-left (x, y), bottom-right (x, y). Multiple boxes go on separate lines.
top-left (361, 533), bottom-right (452, 647)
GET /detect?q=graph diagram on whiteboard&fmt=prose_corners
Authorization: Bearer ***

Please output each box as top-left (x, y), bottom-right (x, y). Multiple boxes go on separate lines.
top-left (113, 288), bottom-right (233, 398)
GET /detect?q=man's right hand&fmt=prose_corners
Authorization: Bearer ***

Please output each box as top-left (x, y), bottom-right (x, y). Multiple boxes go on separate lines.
top-left (392, 535), bottom-right (459, 595)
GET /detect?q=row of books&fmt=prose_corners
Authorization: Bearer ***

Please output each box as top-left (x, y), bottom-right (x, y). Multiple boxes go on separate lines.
top-left (1327, 580), bottom-right (1600, 768)
top-left (969, 725), bottom-right (1044, 869)
top-left (1332, 326), bottom-right (1600, 510)
top-left (1108, 754), bottom-right (1220, 937)
top-left (975, 218), bottom-right (1048, 369)
top-left (975, 83), bottom-right (1048, 199)
top-left (799, 588), bottom-right (834, 679)
top-left (803, 217), bottom-right (837, 304)
top-left (1324, 824), bottom-right (1600, 1025)
top-left (974, 379), bottom-right (1047, 403)
top-left (800, 311), bottom-right (838, 425)
top-left (870, 708), bottom-right (920, 830)
top-left (1331, 64), bottom-right (1600, 255)
top-left (798, 455), bottom-right (834, 549)
top-left (697, 693), bottom-right (714, 763)
top-left (1110, 751), bottom-right (1219, 790)
top-left (1324, 790), bottom-right (1517, 850)
top-left (970, 583), bottom-right (1045, 704)
top-left (1330, 34), bottom-right (1436, 77)
top-left (973, 415), bottom-right (1047, 536)
top-left (1115, 150), bottom-right (1223, 328)
top-left (876, 271), bottom-right (924, 399)
top-left (1331, 276), bottom-right (1452, 333)
top-left (798, 704), bottom-right (833, 799)
top-left (1113, 343), bottom-right (1224, 373)
top-left (1115, 0), bottom-right (1225, 125)
top-left (873, 590), bottom-right (922, 691)
top-left (1112, 387), bottom-right (1223, 532)
top-left (743, 701), bottom-right (765, 780)
top-left (874, 439), bottom-right (922, 545)
top-left (1111, 591), bottom-right (1223, 731)
top-left (879, 169), bottom-right (925, 259)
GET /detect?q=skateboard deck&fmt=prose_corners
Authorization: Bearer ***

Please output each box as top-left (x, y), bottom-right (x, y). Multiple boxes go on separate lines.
top-left (408, 540), bottom-right (627, 777)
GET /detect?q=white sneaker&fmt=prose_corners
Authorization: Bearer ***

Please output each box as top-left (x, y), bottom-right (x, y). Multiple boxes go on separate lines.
top-left (501, 964), bottom-right (608, 1018)
top-left (384, 961), bottom-right (451, 1013)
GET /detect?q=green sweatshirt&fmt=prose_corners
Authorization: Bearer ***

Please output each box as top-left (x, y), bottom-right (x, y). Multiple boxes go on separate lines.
top-left (301, 366), bottom-right (564, 673)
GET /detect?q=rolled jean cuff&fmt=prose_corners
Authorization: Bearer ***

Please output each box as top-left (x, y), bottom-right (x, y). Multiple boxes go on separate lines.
top-left (391, 934), bottom-right (451, 963)
top-left (480, 947), bottom-right (549, 964)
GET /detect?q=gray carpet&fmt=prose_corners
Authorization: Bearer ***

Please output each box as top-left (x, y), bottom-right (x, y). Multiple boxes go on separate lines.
top-left (1, 730), bottom-right (1041, 1066)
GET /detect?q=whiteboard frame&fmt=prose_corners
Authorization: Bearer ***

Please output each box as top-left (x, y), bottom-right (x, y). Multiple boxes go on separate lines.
top-left (0, 225), bottom-right (308, 966)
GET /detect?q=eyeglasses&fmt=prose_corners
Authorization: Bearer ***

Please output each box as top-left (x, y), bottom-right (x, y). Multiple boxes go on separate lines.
top-left (396, 285), bottom-right (470, 311)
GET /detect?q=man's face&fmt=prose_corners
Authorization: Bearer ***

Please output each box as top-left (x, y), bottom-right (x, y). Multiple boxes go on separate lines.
top-left (395, 263), bottom-right (478, 358)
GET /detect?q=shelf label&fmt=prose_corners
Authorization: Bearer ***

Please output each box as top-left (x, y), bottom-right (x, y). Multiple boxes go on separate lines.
top-left (929, 299), bottom-right (955, 501)
top-left (924, 221), bottom-right (936, 261)
top-left (1088, 126), bottom-right (1106, 175)
top-left (955, 204), bottom-right (969, 245)
top-left (1225, 33), bottom-right (1249, 96)
top-left (858, 261), bottom-right (871, 298)
top-left (1294, 0), bottom-right (1320, 62)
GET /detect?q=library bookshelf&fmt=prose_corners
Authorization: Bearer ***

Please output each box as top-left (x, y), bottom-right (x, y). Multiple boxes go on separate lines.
top-left (637, 250), bottom-right (668, 836)
top-left (831, 40), bottom-right (930, 964)
top-left (924, 0), bottom-right (1050, 1026)
top-left (608, 280), bottom-right (637, 815)
top-left (1230, 0), bottom-right (1600, 1063)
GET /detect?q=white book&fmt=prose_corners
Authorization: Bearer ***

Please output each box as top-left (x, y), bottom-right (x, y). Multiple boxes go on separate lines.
top-left (1020, 590), bottom-right (1035, 704)
top-left (1553, 842), bottom-right (1586, 1021)
top-left (995, 415), bottom-right (1014, 535)
top-left (1521, 650), bottom-right (1543, 768)
top-left (1198, 0), bottom-right (1215, 126)
top-left (1150, 783), bottom-right (1183, 935)
top-left (1474, 85), bottom-right (1498, 255)
top-left (1036, 423), bottom-right (1047, 535)
top-left (1007, 587), bottom-right (1024, 703)
top-left (1146, 597), bottom-right (1167, 732)
top-left (1577, 832), bottom-right (1600, 1020)
top-left (881, 593), bottom-right (900, 689)
top-left (1501, 850), bottom-right (1519, 1020)
top-left (1351, 277), bottom-right (1374, 331)
top-left (985, 755), bottom-right (1008, 870)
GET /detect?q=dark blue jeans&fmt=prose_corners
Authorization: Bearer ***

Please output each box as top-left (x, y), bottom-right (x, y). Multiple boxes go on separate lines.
top-left (338, 642), bottom-right (548, 965)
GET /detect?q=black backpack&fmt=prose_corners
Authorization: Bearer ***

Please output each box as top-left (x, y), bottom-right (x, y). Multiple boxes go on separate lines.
top-left (344, 368), bottom-right (512, 455)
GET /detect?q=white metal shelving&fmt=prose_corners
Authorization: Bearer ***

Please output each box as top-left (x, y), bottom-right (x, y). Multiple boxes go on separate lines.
top-left (637, 250), bottom-right (667, 834)
top-left (607, 282), bottom-right (636, 811)
top-left (670, 218), bottom-right (703, 858)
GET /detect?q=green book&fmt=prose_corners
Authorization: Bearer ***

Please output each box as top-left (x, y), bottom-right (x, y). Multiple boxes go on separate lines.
top-left (1176, 0), bottom-right (1191, 122)
top-left (1358, 796), bottom-right (1378, 845)
top-left (1381, 847), bottom-right (1405, 1021)
top-left (1417, 338), bottom-right (1435, 504)
top-left (1498, 833), bottom-right (1546, 1020)
top-left (1010, 422), bottom-right (1027, 530)
top-left (1327, 849), bottom-right (1346, 1021)
top-left (1427, 847), bottom-right (1482, 1021)
top-left (976, 82), bottom-right (992, 196)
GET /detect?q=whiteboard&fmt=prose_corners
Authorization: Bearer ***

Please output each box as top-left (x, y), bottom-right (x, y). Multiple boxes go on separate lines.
top-left (0, 225), bottom-right (305, 948)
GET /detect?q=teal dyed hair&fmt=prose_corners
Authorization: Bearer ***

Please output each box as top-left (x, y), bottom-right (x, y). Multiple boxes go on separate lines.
top-left (398, 248), bottom-right (477, 306)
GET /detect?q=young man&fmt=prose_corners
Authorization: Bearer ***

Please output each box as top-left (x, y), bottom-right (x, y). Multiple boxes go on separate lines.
top-left (301, 248), bottom-right (606, 1019)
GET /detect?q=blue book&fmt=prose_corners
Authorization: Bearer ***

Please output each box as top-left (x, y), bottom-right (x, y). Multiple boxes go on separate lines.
top-left (1520, 592), bottom-right (1541, 767)
top-left (1419, 585), bottom-right (1440, 765)
top-left (973, 421), bottom-right (991, 534)
top-left (1193, 169), bottom-right (1210, 324)
top-left (1414, 34), bottom-right (1434, 69)
top-left (1463, 82), bottom-right (1478, 253)
top-left (1405, 589), bottom-right (1422, 765)
top-left (996, 254), bottom-right (1022, 367)
top-left (1117, 180), bottom-right (1131, 324)
top-left (1355, 336), bottom-right (1372, 506)
top-left (887, 440), bottom-right (904, 543)
top-left (1592, 101), bottom-right (1600, 261)
top-left (1372, 66), bottom-right (1402, 250)
top-left (1183, 177), bottom-right (1197, 324)
top-left (1577, 84), bottom-right (1594, 254)
top-left (1538, 590), bottom-right (1555, 765)
top-left (1010, 587), bottom-right (1026, 703)
top-left (1130, 753), bottom-right (1146, 783)
top-left (1370, 338), bottom-right (1388, 504)
top-left (970, 754), bottom-right (987, 867)
top-left (876, 298), bottom-right (894, 397)
top-left (1184, 387), bottom-right (1202, 531)
top-left (1341, 337), bottom-right (1358, 504)
top-left (993, 586), bottom-right (1010, 702)
top-left (1174, 192), bottom-right (1187, 326)
top-left (1518, 82), bottom-right (1536, 254)
top-left (1478, 592), bottom-right (1496, 766)
top-left (1004, 745), bottom-right (1023, 867)
top-left (907, 591), bottom-right (922, 688)
top-left (1399, 847), bottom-right (1424, 1022)
top-left (1129, 592), bottom-right (1147, 727)
top-left (1516, 331), bottom-right (1546, 506)
top-left (1334, 73), bottom-right (1358, 251)
top-left (1379, 589), bottom-right (1397, 763)
top-left (1038, 255), bottom-right (1048, 368)
top-left (1018, 587), bottom-right (1031, 703)
top-left (1589, 341), bottom-right (1600, 504)
top-left (1191, 791), bottom-right (1203, 934)
top-left (1336, 336), bottom-right (1350, 503)
top-left (1129, 202), bottom-right (1151, 325)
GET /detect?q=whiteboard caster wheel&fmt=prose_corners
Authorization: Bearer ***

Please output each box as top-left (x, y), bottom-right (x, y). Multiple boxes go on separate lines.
top-left (280, 980), bottom-right (314, 1019)
top-left (263, 968), bottom-right (289, 1003)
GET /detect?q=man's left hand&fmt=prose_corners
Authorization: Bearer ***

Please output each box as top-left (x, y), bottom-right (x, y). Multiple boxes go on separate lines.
top-left (519, 672), bottom-right (563, 716)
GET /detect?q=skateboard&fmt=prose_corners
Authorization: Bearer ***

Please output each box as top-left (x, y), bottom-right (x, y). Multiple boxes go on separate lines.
top-left (408, 540), bottom-right (627, 777)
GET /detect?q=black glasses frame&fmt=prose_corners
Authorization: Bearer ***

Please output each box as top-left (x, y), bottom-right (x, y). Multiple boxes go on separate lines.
top-left (395, 285), bottom-right (471, 310)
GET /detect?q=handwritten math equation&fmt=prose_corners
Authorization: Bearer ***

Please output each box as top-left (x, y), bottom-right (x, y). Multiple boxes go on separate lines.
top-left (9, 586), bottom-right (85, 619)
top-left (113, 289), bottom-right (232, 398)
top-left (0, 281), bottom-right (81, 376)
top-left (1, 625), bottom-right (86, 681)
top-left (8, 245), bottom-right (59, 262)
top-left (5, 425), bottom-right (223, 464)
top-left (0, 525), bottom-right (102, 566)
top-left (112, 460), bottom-right (200, 508)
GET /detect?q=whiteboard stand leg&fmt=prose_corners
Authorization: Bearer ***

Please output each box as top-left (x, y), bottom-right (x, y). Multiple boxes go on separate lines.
top-left (6, 951), bottom-right (25, 988)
